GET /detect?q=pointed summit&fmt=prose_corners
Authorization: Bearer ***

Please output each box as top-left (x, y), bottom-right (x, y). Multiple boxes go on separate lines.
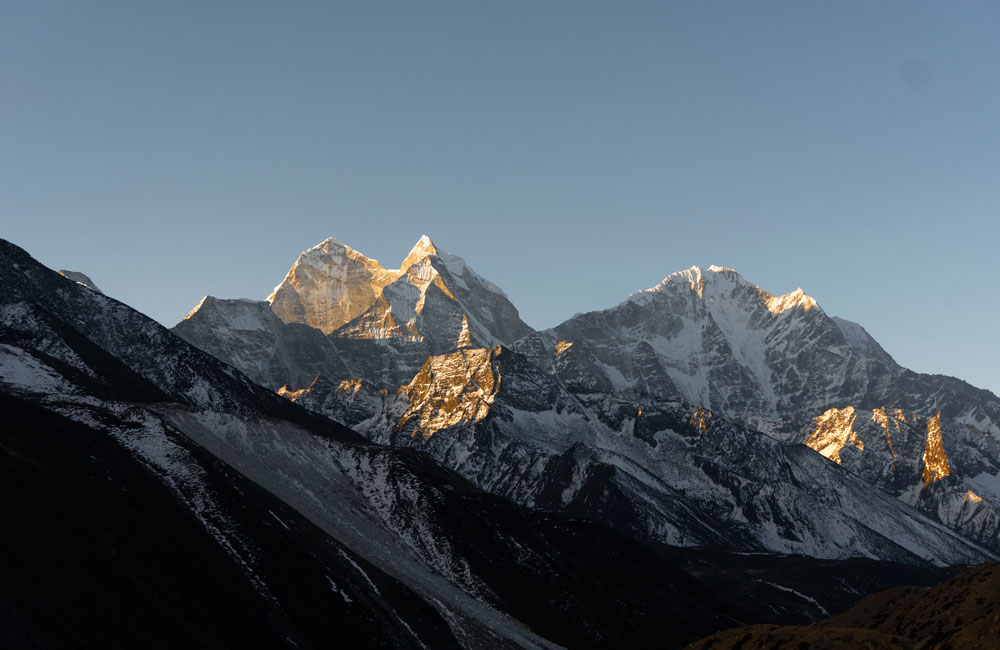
top-left (401, 234), bottom-right (440, 271)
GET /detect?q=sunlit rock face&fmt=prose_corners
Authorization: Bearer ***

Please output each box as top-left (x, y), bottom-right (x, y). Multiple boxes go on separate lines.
top-left (284, 344), bottom-right (992, 565)
top-left (802, 405), bottom-right (1000, 552)
top-left (397, 346), bottom-right (501, 439)
top-left (806, 407), bottom-right (863, 464)
top-left (175, 235), bottom-right (533, 391)
top-left (267, 238), bottom-right (397, 334)
top-left (266, 235), bottom-right (532, 352)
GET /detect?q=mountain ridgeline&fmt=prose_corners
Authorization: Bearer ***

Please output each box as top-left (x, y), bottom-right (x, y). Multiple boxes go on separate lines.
top-left (175, 236), bottom-right (1000, 565)
top-left (9, 236), bottom-right (921, 650)
top-left (3, 234), bottom-right (998, 648)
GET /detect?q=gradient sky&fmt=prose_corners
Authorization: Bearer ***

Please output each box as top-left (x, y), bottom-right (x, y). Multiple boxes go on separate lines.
top-left (2, 2), bottom-right (998, 395)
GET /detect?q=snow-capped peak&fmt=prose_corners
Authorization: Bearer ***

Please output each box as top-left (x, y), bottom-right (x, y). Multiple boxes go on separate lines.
top-left (633, 265), bottom-right (818, 315)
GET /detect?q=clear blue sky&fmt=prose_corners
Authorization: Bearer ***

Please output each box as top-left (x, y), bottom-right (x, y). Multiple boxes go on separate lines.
top-left (2, 2), bottom-right (998, 395)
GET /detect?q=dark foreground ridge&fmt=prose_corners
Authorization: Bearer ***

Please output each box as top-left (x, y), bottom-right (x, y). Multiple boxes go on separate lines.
top-left (685, 561), bottom-right (1000, 650)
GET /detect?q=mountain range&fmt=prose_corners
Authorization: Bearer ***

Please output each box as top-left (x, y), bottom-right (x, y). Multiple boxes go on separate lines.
top-left (3, 234), bottom-right (998, 648)
top-left (176, 236), bottom-right (1000, 565)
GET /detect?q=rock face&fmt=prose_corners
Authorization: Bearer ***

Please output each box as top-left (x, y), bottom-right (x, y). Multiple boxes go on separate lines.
top-left (286, 345), bottom-right (992, 566)
top-left (801, 406), bottom-right (1000, 553)
top-left (172, 239), bottom-right (1000, 565)
top-left (176, 235), bottom-right (533, 391)
top-left (267, 235), bottom-right (532, 349)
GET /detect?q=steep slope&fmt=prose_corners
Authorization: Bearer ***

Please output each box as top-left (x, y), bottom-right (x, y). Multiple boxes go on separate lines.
top-left (539, 266), bottom-right (999, 432)
top-left (174, 239), bottom-right (1000, 566)
top-left (5, 237), bottom-right (900, 649)
top-left (285, 344), bottom-right (993, 566)
top-left (536, 265), bottom-right (894, 422)
top-left (0, 390), bottom-right (461, 650)
top-left (528, 265), bottom-right (1000, 553)
top-left (801, 406), bottom-right (1000, 552)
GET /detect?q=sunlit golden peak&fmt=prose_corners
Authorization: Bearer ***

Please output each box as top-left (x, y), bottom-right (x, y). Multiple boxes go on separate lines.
top-left (297, 236), bottom-right (386, 270)
top-left (762, 287), bottom-right (818, 314)
top-left (401, 234), bottom-right (441, 271)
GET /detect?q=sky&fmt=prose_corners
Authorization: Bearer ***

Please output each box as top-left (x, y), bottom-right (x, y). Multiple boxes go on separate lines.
top-left (2, 2), bottom-right (998, 395)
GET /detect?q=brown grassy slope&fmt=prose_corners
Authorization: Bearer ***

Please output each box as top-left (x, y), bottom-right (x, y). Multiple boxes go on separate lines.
top-left (686, 562), bottom-right (1000, 650)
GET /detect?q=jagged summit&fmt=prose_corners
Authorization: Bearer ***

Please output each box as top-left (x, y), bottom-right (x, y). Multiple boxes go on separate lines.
top-left (631, 264), bottom-right (819, 315)
top-left (168, 234), bottom-right (1000, 570)
top-left (182, 235), bottom-right (533, 355)
top-left (547, 264), bottom-right (885, 417)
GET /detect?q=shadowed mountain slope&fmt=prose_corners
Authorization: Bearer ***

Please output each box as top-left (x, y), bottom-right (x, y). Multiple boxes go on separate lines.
top-left (4, 237), bottom-right (950, 649)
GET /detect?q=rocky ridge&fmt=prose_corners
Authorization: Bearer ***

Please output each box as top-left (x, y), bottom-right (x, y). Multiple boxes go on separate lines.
top-left (172, 238), bottom-right (1000, 565)
top-left (6, 236), bottom-right (966, 648)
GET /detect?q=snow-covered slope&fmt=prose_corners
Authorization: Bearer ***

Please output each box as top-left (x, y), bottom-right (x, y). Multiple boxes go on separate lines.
top-left (171, 238), bottom-right (1000, 566)
top-left (535, 266), bottom-right (894, 423)
top-left (11, 237), bottom-right (883, 649)
top-left (525, 266), bottom-right (1000, 552)
top-left (286, 344), bottom-right (993, 566)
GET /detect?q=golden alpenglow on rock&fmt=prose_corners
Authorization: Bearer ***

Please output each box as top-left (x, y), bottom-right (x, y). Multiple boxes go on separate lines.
top-left (261, 235), bottom-right (534, 350)
top-left (691, 406), bottom-right (712, 431)
top-left (922, 412), bottom-right (951, 486)
top-left (759, 286), bottom-right (818, 314)
top-left (397, 346), bottom-right (502, 439)
top-left (871, 407), bottom-right (900, 467)
top-left (267, 238), bottom-right (399, 334)
top-left (554, 340), bottom-right (573, 356)
top-left (806, 406), bottom-right (864, 464)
